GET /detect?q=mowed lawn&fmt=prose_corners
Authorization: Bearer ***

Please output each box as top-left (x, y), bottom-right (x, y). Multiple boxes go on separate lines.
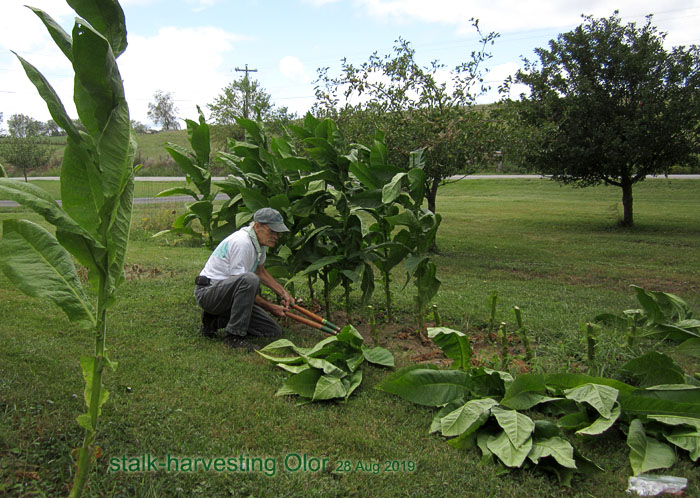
top-left (1, 178), bottom-right (699, 497)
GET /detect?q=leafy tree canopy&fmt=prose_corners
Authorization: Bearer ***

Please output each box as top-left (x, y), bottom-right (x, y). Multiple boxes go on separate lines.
top-left (208, 76), bottom-right (294, 124)
top-left (8, 113), bottom-right (41, 138)
top-left (313, 22), bottom-right (500, 216)
top-left (147, 89), bottom-right (180, 130)
top-left (509, 11), bottom-right (700, 227)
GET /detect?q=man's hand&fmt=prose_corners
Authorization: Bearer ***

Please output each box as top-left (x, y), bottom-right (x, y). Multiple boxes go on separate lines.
top-left (279, 290), bottom-right (295, 311)
top-left (269, 303), bottom-right (287, 318)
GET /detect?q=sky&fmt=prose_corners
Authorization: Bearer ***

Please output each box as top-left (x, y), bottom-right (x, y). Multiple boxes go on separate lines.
top-left (1, 0), bottom-right (699, 131)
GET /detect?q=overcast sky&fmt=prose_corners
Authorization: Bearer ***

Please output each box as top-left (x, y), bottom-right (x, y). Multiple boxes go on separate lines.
top-left (1, 0), bottom-right (699, 131)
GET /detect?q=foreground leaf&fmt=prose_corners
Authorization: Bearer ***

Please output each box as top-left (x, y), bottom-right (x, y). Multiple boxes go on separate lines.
top-left (501, 374), bottom-right (561, 410)
top-left (440, 398), bottom-right (497, 437)
top-left (576, 404), bottom-right (621, 436)
top-left (362, 346), bottom-right (395, 367)
top-left (627, 419), bottom-right (677, 476)
top-left (313, 375), bottom-right (347, 401)
top-left (0, 219), bottom-right (95, 328)
top-left (427, 327), bottom-right (472, 370)
top-left (491, 406), bottom-right (535, 448)
top-left (487, 430), bottom-right (533, 468)
top-left (564, 383), bottom-right (619, 418)
top-left (376, 365), bottom-right (469, 407)
top-left (528, 437), bottom-right (577, 469)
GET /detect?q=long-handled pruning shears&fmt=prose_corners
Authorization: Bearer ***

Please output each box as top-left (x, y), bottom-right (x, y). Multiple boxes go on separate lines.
top-left (285, 304), bottom-right (342, 336)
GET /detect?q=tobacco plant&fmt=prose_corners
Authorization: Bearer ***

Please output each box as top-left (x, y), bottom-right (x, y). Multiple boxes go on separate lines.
top-left (596, 284), bottom-right (700, 342)
top-left (257, 325), bottom-right (394, 403)
top-left (0, 2), bottom-right (135, 496)
top-left (377, 325), bottom-right (700, 484)
top-left (154, 106), bottom-right (239, 248)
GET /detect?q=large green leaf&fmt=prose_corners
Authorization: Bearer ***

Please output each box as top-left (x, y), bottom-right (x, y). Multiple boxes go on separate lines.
top-left (620, 352), bottom-right (686, 387)
top-left (0, 178), bottom-right (101, 251)
top-left (0, 219), bottom-right (95, 328)
top-left (277, 368), bottom-right (323, 399)
top-left (427, 327), bottom-right (472, 371)
top-left (312, 375), bottom-right (346, 401)
top-left (336, 325), bottom-right (364, 350)
top-left (26, 7), bottom-right (73, 61)
top-left (491, 406), bottom-right (535, 448)
top-left (71, 20), bottom-right (123, 145)
top-left (627, 419), bottom-right (676, 476)
top-left (344, 369), bottom-right (363, 400)
top-left (105, 164), bottom-right (134, 299)
top-left (382, 172), bottom-right (407, 204)
top-left (439, 398), bottom-right (497, 437)
top-left (68, 0), bottom-right (128, 57)
top-left (362, 346), bottom-right (395, 367)
top-left (14, 53), bottom-right (80, 142)
top-left (187, 106), bottom-right (210, 165)
top-left (528, 437), bottom-right (577, 469)
top-left (564, 383), bottom-right (619, 418)
top-left (576, 404), bottom-right (621, 436)
top-left (649, 415), bottom-right (700, 461)
top-left (305, 357), bottom-right (347, 378)
top-left (155, 187), bottom-right (200, 200)
top-left (60, 140), bottom-right (103, 237)
top-left (376, 365), bottom-right (469, 407)
top-left (165, 143), bottom-right (208, 187)
top-left (501, 374), bottom-right (561, 410)
top-left (486, 430), bottom-right (532, 468)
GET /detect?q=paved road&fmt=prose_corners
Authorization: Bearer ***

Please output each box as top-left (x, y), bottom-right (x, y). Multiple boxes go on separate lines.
top-left (2, 174), bottom-right (698, 208)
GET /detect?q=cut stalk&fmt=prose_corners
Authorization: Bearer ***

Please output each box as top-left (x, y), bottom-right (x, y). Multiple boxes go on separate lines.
top-left (432, 304), bottom-right (442, 327)
top-left (513, 306), bottom-right (533, 362)
top-left (488, 290), bottom-right (498, 342)
top-left (368, 305), bottom-right (378, 346)
top-left (499, 322), bottom-right (509, 369)
top-left (627, 314), bottom-right (637, 347)
top-left (586, 322), bottom-right (596, 364)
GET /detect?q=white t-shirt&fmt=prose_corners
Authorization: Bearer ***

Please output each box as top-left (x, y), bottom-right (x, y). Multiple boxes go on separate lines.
top-left (199, 227), bottom-right (267, 281)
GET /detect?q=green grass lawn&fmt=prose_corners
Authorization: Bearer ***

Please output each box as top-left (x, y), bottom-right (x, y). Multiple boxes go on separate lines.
top-left (1, 178), bottom-right (699, 497)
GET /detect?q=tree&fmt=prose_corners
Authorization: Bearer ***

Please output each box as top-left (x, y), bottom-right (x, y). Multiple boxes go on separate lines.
top-left (510, 12), bottom-right (700, 227)
top-left (130, 120), bottom-right (150, 134)
top-left (208, 76), bottom-right (277, 123)
top-left (314, 23), bottom-right (499, 218)
top-left (44, 119), bottom-right (63, 136)
top-left (147, 89), bottom-right (180, 130)
top-left (0, 136), bottom-right (50, 181)
top-left (8, 113), bottom-right (40, 138)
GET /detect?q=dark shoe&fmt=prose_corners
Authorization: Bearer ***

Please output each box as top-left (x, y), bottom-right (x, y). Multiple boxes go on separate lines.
top-left (224, 335), bottom-right (260, 352)
top-left (200, 311), bottom-right (218, 338)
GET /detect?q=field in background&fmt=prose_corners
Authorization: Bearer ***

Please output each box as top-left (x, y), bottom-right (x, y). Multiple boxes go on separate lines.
top-left (1, 178), bottom-right (699, 496)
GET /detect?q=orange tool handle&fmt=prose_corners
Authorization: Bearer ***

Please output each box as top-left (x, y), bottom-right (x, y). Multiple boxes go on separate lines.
top-left (292, 304), bottom-right (325, 324)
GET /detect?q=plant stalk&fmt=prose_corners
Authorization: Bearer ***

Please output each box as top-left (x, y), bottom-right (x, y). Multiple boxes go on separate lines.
top-left (514, 306), bottom-right (533, 362)
top-left (70, 293), bottom-right (107, 498)
top-left (432, 304), bottom-right (441, 327)
top-left (383, 267), bottom-right (392, 323)
top-left (499, 322), bottom-right (509, 369)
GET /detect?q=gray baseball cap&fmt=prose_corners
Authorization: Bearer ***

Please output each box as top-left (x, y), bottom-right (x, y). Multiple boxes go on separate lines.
top-left (254, 207), bottom-right (290, 232)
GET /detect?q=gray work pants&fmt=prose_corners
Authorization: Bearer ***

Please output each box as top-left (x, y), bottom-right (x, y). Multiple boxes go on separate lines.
top-left (194, 273), bottom-right (282, 338)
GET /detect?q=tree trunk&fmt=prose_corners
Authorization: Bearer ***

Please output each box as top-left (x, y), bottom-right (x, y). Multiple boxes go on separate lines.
top-left (426, 178), bottom-right (439, 215)
top-left (620, 179), bottom-right (634, 227)
top-left (427, 178), bottom-right (439, 253)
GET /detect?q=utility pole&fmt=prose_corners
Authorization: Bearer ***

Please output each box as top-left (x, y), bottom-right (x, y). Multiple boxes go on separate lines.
top-left (235, 64), bottom-right (258, 119)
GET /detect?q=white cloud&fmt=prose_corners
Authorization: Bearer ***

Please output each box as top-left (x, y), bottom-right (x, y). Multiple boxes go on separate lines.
top-left (356, 0), bottom-right (700, 44)
top-left (301, 0), bottom-right (343, 6)
top-left (279, 56), bottom-right (310, 83)
top-left (118, 26), bottom-right (246, 125)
